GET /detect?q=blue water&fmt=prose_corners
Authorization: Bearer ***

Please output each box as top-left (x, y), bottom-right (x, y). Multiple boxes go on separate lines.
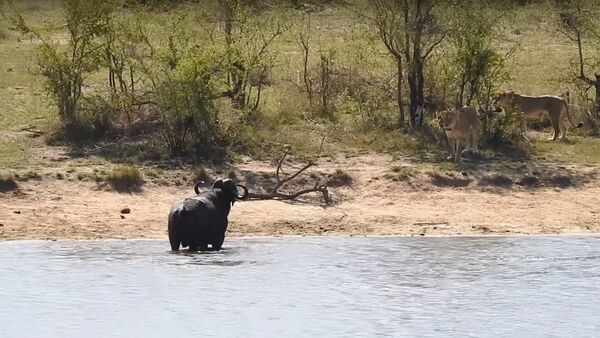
top-left (1, 236), bottom-right (599, 337)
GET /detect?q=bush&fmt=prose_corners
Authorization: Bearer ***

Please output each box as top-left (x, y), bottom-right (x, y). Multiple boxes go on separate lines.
top-left (191, 166), bottom-right (211, 183)
top-left (328, 169), bottom-right (352, 187)
top-left (106, 166), bottom-right (143, 191)
top-left (14, 0), bottom-right (115, 141)
top-left (227, 169), bottom-right (238, 180)
top-left (155, 49), bottom-right (223, 155)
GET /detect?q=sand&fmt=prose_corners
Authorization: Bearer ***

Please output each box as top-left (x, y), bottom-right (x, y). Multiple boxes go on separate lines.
top-left (1, 154), bottom-right (599, 241)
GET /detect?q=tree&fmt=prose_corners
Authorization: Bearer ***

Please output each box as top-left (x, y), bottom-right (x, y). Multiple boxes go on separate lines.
top-left (202, 0), bottom-right (286, 112)
top-left (373, 0), bottom-right (446, 130)
top-left (12, 0), bottom-right (116, 134)
top-left (448, 1), bottom-right (507, 110)
top-left (555, 0), bottom-right (600, 112)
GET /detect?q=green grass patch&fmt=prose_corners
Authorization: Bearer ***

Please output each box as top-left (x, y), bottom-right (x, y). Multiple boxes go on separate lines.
top-left (0, 140), bottom-right (30, 168)
top-left (535, 137), bottom-right (600, 165)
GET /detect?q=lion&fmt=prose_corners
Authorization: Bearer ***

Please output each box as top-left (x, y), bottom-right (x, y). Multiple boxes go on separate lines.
top-left (437, 106), bottom-right (480, 163)
top-left (492, 90), bottom-right (583, 141)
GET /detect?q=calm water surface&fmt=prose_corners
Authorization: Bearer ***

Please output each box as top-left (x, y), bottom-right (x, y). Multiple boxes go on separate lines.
top-left (1, 236), bottom-right (599, 337)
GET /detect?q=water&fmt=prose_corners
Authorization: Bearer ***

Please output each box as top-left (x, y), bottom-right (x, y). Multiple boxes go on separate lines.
top-left (1, 236), bottom-right (599, 338)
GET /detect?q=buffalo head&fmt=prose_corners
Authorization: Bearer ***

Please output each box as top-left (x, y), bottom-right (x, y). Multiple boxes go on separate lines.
top-left (204, 178), bottom-right (248, 205)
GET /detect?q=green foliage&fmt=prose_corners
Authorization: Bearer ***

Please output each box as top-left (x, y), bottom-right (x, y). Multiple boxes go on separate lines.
top-left (448, 1), bottom-right (509, 109)
top-left (155, 48), bottom-right (223, 155)
top-left (13, 0), bottom-right (116, 139)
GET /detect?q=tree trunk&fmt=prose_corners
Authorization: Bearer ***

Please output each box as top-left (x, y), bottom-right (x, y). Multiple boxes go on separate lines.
top-left (396, 58), bottom-right (405, 127)
top-left (595, 73), bottom-right (600, 113)
top-left (577, 31), bottom-right (585, 79)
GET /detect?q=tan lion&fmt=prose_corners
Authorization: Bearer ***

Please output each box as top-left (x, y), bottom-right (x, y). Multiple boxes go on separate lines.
top-left (437, 106), bottom-right (480, 163)
top-left (492, 90), bottom-right (582, 141)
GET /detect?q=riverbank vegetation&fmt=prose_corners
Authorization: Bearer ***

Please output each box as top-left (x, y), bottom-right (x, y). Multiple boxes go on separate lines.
top-left (1, 0), bottom-right (599, 172)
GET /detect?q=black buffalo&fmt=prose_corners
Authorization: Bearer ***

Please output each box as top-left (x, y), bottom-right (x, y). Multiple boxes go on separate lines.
top-left (168, 178), bottom-right (248, 251)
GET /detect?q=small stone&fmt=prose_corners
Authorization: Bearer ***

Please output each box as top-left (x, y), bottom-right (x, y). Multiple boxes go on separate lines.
top-left (13, 210), bottom-right (21, 214)
top-left (120, 208), bottom-right (131, 214)
top-left (0, 223), bottom-right (4, 226)
top-left (120, 215), bottom-right (125, 219)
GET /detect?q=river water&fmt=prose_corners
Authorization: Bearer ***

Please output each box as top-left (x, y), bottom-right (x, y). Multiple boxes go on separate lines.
top-left (1, 236), bottom-right (599, 337)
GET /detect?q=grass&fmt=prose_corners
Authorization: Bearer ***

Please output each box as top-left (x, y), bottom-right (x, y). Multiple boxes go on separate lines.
top-left (0, 140), bottom-right (30, 168)
top-left (535, 137), bottom-right (600, 165)
top-left (227, 169), bottom-right (238, 180)
top-left (0, 1), bottom-right (598, 174)
top-left (14, 171), bottom-right (42, 181)
top-left (106, 165), bottom-right (144, 191)
top-left (329, 169), bottom-right (353, 186)
top-left (385, 165), bottom-right (417, 182)
top-left (191, 166), bottom-right (211, 183)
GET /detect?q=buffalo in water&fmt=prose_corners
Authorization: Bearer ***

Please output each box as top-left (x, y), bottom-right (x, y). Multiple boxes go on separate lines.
top-left (168, 178), bottom-right (248, 251)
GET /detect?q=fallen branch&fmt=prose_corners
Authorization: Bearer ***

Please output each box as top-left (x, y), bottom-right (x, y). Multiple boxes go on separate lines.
top-left (244, 137), bottom-right (331, 204)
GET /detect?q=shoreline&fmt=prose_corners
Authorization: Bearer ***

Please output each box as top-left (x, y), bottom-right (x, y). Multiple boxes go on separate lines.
top-left (2, 154), bottom-right (599, 241)
top-left (2, 232), bottom-right (600, 244)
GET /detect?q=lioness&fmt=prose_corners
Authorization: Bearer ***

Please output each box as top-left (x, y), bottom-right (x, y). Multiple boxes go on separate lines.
top-left (437, 106), bottom-right (480, 163)
top-left (492, 90), bottom-right (582, 141)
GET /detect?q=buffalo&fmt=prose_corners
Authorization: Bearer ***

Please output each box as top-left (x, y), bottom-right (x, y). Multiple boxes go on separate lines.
top-left (168, 178), bottom-right (248, 251)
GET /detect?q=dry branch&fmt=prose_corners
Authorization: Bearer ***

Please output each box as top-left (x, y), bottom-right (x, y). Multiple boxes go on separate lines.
top-left (244, 137), bottom-right (331, 204)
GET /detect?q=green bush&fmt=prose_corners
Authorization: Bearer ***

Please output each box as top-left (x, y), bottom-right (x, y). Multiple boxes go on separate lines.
top-left (156, 49), bottom-right (223, 155)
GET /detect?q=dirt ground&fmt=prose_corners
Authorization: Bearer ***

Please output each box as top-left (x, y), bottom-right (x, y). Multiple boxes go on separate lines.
top-left (1, 153), bottom-right (599, 241)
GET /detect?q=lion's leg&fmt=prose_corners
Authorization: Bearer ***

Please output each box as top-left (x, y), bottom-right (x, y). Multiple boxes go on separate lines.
top-left (548, 111), bottom-right (561, 141)
top-left (462, 135), bottom-right (472, 154)
top-left (559, 113), bottom-right (567, 141)
top-left (518, 116), bottom-right (532, 143)
top-left (447, 138), bottom-right (455, 161)
top-left (472, 130), bottom-right (480, 154)
top-left (454, 139), bottom-right (463, 163)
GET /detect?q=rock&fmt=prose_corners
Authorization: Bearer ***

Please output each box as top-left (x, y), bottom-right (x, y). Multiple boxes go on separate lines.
top-left (0, 223), bottom-right (4, 226)
top-left (120, 215), bottom-right (125, 219)
top-left (120, 208), bottom-right (131, 214)
top-left (13, 210), bottom-right (21, 214)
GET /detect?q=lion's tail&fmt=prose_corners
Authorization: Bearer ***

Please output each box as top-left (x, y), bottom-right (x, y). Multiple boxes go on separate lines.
top-left (564, 100), bottom-right (583, 128)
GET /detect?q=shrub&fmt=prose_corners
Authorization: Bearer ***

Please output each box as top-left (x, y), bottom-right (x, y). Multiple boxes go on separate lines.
top-left (328, 169), bottom-right (352, 187)
top-left (191, 166), bottom-right (211, 183)
top-left (227, 169), bottom-right (238, 180)
top-left (106, 166), bottom-right (143, 191)
top-left (155, 49), bottom-right (223, 155)
top-left (14, 0), bottom-right (115, 139)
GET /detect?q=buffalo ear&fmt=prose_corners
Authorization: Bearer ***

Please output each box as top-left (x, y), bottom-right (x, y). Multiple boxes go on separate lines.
top-left (212, 179), bottom-right (224, 189)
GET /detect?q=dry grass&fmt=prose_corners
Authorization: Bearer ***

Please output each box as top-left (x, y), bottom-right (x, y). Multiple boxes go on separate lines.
top-left (106, 166), bottom-right (144, 192)
top-left (191, 166), bottom-right (211, 183)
